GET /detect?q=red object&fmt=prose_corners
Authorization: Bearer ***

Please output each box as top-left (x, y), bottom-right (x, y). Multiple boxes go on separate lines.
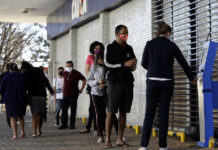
top-left (85, 55), bottom-right (95, 66)
top-left (63, 70), bottom-right (85, 96)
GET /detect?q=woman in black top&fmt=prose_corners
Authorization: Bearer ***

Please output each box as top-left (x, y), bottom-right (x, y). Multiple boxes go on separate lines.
top-left (139, 22), bottom-right (197, 150)
top-left (21, 61), bottom-right (54, 138)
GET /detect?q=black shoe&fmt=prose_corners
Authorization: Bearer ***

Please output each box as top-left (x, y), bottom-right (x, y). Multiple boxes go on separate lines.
top-left (69, 124), bottom-right (75, 129)
top-left (58, 125), bottom-right (68, 129)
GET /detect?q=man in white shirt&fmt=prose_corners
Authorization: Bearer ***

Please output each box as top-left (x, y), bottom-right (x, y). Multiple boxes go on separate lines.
top-left (53, 67), bottom-right (64, 126)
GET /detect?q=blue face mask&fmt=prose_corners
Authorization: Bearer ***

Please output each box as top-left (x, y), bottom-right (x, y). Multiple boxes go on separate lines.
top-left (169, 36), bottom-right (173, 41)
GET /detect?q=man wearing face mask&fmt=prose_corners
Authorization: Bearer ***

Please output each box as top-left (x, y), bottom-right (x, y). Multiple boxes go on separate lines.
top-left (59, 61), bottom-right (87, 129)
top-left (53, 67), bottom-right (64, 126)
top-left (104, 25), bottom-right (137, 148)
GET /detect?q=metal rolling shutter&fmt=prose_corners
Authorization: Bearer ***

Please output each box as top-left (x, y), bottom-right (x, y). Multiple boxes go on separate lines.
top-left (152, 0), bottom-right (218, 133)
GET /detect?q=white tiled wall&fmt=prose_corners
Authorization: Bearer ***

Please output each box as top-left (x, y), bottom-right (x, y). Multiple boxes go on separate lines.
top-left (53, 0), bottom-right (152, 126)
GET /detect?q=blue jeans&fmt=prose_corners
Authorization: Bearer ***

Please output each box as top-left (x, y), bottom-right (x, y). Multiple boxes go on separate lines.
top-left (55, 99), bottom-right (63, 124)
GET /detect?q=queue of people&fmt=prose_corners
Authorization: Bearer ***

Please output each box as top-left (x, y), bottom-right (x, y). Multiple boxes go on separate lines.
top-left (0, 21), bottom-right (197, 150)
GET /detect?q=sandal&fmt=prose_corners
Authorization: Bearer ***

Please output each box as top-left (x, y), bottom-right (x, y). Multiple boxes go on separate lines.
top-left (20, 133), bottom-right (26, 139)
top-left (38, 131), bottom-right (42, 137)
top-left (80, 129), bottom-right (90, 134)
top-left (12, 136), bottom-right (17, 140)
top-left (32, 134), bottom-right (37, 138)
top-left (104, 143), bottom-right (112, 149)
top-left (116, 141), bottom-right (129, 147)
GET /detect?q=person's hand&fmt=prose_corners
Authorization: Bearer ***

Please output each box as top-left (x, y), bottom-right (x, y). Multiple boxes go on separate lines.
top-left (79, 89), bottom-right (83, 93)
top-left (99, 83), bottom-right (106, 89)
top-left (99, 79), bottom-right (106, 84)
top-left (191, 78), bottom-right (197, 86)
top-left (124, 59), bottom-right (137, 68)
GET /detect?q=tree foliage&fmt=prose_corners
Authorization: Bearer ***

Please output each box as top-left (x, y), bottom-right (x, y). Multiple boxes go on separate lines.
top-left (0, 22), bottom-right (49, 73)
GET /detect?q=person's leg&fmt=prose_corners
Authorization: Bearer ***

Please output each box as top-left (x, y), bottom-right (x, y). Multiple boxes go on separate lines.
top-left (69, 95), bottom-right (78, 128)
top-left (140, 80), bottom-right (160, 148)
top-left (37, 112), bottom-right (43, 136)
top-left (18, 117), bottom-right (25, 137)
top-left (10, 117), bottom-right (17, 139)
top-left (113, 113), bottom-right (119, 135)
top-left (55, 99), bottom-right (61, 124)
top-left (105, 82), bottom-right (120, 147)
top-left (86, 95), bottom-right (94, 130)
top-left (116, 112), bottom-right (126, 144)
top-left (159, 82), bottom-right (173, 148)
top-left (32, 113), bottom-right (38, 136)
top-left (105, 112), bottom-right (114, 146)
top-left (60, 96), bottom-right (69, 128)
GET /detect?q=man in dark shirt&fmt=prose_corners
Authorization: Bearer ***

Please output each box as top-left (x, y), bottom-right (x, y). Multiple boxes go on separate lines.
top-left (104, 25), bottom-right (137, 148)
top-left (59, 61), bottom-right (87, 129)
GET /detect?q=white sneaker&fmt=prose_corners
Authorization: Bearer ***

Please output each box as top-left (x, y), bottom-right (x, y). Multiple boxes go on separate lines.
top-left (97, 136), bottom-right (104, 144)
top-left (93, 131), bottom-right (98, 137)
top-left (138, 147), bottom-right (147, 150)
top-left (160, 148), bottom-right (168, 150)
top-left (122, 137), bottom-right (126, 142)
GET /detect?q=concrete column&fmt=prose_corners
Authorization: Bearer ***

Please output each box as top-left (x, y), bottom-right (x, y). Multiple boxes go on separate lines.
top-left (100, 12), bottom-right (110, 45)
top-left (48, 39), bottom-right (56, 113)
top-left (70, 29), bottom-right (78, 69)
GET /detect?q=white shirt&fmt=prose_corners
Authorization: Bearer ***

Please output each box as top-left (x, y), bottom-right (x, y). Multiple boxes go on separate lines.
top-left (53, 77), bottom-right (64, 99)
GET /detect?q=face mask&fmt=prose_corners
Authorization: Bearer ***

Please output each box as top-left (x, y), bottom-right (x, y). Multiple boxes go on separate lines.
top-left (58, 72), bottom-right (63, 76)
top-left (94, 50), bottom-right (101, 54)
top-left (66, 67), bottom-right (73, 72)
top-left (169, 36), bottom-right (173, 41)
top-left (119, 34), bottom-right (128, 42)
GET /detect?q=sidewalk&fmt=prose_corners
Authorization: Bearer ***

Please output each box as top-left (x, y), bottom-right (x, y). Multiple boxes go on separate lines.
top-left (0, 113), bottom-right (214, 150)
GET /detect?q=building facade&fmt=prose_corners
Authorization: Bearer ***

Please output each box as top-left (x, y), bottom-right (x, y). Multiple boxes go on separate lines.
top-left (47, 0), bottom-right (218, 132)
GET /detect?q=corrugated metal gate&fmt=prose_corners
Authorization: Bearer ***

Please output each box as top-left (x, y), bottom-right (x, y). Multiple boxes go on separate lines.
top-left (152, 0), bottom-right (218, 134)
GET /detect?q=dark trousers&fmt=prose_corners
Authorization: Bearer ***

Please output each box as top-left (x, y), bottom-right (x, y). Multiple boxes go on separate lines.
top-left (92, 95), bottom-right (106, 136)
top-left (86, 94), bottom-right (97, 130)
top-left (61, 95), bottom-right (78, 126)
top-left (141, 79), bottom-right (174, 148)
top-left (55, 99), bottom-right (63, 124)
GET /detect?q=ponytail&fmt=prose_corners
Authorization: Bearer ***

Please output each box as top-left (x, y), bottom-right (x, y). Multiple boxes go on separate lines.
top-left (156, 21), bottom-right (172, 37)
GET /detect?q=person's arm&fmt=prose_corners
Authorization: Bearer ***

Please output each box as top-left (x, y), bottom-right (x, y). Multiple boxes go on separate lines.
top-left (41, 70), bottom-right (54, 95)
top-left (79, 73), bottom-right (87, 93)
top-left (174, 44), bottom-right (194, 82)
top-left (141, 41), bottom-right (150, 70)
top-left (53, 78), bottom-right (56, 101)
top-left (129, 46), bottom-right (137, 72)
top-left (85, 64), bottom-right (91, 76)
top-left (88, 67), bottom-right (98, 87)
top-left (104, 45), bottom-right (125, 70)
top-left (0, 77), bottom-right (6, 103)
top-left (80, 79), bottom-right (87, 93)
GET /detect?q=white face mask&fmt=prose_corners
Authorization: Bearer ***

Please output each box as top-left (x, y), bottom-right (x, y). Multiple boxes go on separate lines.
top-left (66, 67), bottom-right (73, 72)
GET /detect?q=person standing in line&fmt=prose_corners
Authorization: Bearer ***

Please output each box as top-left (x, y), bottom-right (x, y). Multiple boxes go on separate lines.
top-left (80, 41), bottom-right (104, 135)
top-left (0, 63), bottom-right (29, 140)
top-left (88, 52), bottom-right (107, 144)
top-left (53, 67), bottom-right (64, 126)
top-left (21, 61), bottom-right (54, 138)
top-left (59, 61), bottom-right (87, 129)
top-left (104, 25), bottom-right (137, 148)
top-left (139, 22), bottom-right (197, 150)
top-left (0, 63), bottom-right (11, 127)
